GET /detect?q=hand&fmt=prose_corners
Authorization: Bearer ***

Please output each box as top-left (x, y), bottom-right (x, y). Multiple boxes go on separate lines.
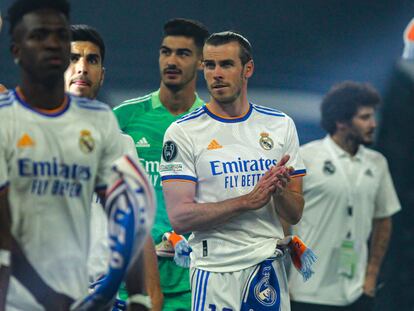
top-left (363, 273), bottom-right (377, 297)
top-left (271, 155), bottom-right (293, 195)
top-left (243, 165), bottom-right (279, 210)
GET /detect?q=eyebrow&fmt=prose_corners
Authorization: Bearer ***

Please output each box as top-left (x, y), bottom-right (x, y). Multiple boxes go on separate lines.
top-left (160, 45), bottom-right (192, 53)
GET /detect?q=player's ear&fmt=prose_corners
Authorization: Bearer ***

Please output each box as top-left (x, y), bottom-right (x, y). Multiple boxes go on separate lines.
top-left (100, 67), bottom-right (106, 87)
top-left (10, 42), bottom-right (20, 65)
top-left (244, 60), bottom-right (254, 79)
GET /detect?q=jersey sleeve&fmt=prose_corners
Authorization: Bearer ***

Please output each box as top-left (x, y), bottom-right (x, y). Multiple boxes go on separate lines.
top-left (95, 111), bottom-right (125, 190)
top-left (283, 117), bottom-right (306, 177)
top-left (374, 156), bottom-right (401, 218)
top-left (159, 122), bottom-right (197, 183)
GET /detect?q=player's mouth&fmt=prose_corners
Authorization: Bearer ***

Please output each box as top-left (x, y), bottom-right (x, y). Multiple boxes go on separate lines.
top-left (164, 69), bottom-right (182, 77)
top-left (211, 83), bottom-right (229, 90)
top-left (44, 56), bottom-right (64, 66)
top-left (71, 78), bottom-right (91, 87)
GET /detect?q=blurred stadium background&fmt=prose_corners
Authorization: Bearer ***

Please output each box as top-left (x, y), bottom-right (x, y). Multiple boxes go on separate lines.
top-left (1, 1), bottom-right (413, 309)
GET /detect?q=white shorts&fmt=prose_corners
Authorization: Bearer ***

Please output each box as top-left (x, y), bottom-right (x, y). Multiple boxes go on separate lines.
top-left (190, 256), bottom-right (290, 311)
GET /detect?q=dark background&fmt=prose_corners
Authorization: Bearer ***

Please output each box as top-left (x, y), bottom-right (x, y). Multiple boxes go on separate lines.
top-left (1, 1), bottom-right (413, 309)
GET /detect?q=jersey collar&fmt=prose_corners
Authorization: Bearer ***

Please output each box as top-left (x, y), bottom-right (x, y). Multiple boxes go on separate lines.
top-left (14, 87), bottom-right (70, 117)
top-left (325, 135), bottom-right (364, 161)
top-left (152, 89), bottom-right (204, 114)
top-left (203, 102), bottom-right (253, 123)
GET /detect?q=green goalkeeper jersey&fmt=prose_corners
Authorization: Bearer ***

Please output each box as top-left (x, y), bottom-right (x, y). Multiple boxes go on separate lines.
top-left (113, 90), bottom-right (204, 294)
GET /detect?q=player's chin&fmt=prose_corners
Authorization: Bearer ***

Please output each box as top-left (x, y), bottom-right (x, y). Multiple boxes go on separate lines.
top-left (71, 88), bottom-right (90, 98)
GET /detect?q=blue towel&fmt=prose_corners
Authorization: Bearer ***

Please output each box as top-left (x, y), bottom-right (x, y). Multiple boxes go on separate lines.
top-left (71, 155), bottom-right (156, 311)
top-left (241, 258), bottom-right (281, 311)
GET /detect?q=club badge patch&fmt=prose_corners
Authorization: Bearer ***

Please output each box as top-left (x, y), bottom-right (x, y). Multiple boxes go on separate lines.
top-left (259, 132), bottom-right (274, 150)
top-left (79, 130), bottom-right (95, 153)
top-left (323, 160), bottom-right (335, 175)
top-left (162, 141), bottom-right (178, 162)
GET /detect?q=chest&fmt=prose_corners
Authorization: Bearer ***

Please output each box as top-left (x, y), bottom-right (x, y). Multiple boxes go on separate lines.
top-left (123, 109), bottom-right (177, 161)
top-left (191, 121), bottom-right (287, 190)
top-left (8, 113), bottom-right (104, 184)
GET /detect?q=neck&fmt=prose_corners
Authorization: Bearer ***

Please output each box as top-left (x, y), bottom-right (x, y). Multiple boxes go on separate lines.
top-left (331, 132), bottom-right (359, 156)
top-left (159, 80), bottom-right (197, 115)
top-left (19, 74), bottom-right (65, 110)
top-left (209, 88), bottom-right (249, 117)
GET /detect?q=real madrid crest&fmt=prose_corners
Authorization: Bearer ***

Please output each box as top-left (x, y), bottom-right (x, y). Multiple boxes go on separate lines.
top-left (259, 132), bottom-right (274, 150)
top-left (79, 130), bottom-right (95, 153)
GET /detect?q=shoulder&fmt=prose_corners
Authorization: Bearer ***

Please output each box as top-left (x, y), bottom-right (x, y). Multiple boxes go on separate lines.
top-left (70, 95), bottom-right (111, 112)
top-left (251, 103), bottom-right (287, 118)
top-left (175, 106), bottom-right (207, 125)
top-left (0, 90), bottom-right (15, 110)
top-left (113, 93), bottom-right (153, 114)
top-left (300, 139), bottom-right (326, 156)
top-left (362, 147), bottom-right (388, 167)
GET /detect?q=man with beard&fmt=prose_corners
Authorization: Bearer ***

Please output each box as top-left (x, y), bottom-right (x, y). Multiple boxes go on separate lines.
top-left (0, 1), bottom-right (127, 310)
top-left (113, 18), bottom-right (209, 311)
top-left (288, 81), bottom-right (401, 311)
top-left (160, 31), bottom-right (306, 311)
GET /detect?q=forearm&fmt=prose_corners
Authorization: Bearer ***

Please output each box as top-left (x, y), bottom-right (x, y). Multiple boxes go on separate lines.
top-left (273, 188), bottom-right (304, 225)
top-left (143, 237), bottom-right (163, 311)
top-left (366, 217), bottom-right (392, 278)
top-left (169, 195), bottom-right (248, 235)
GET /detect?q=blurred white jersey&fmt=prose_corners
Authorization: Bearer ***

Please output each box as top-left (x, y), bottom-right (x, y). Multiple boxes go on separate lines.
top-left (160, 103), bottom-right (306, 272)
top-left (88, 133), bottom-right (139, 282)
top-left (0, 90), bottom-right (124, 310)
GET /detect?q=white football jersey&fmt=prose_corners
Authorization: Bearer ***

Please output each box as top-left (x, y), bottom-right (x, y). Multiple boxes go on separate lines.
top-left (160, 103), bottom-right (306, 272)
top-left (0, 89), bottom-right (124, 310)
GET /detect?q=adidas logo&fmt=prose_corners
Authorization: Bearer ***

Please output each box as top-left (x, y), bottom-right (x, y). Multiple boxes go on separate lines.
top-left (207, 139), bottom-right (222, 150)
top-left (17, 133), bottom-right (35, 148)
top-left (135, 137), bottom-right (150, 148)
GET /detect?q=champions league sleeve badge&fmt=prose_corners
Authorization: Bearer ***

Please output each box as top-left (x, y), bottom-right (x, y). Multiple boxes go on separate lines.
top-left (79, 130), bottom-right (95, 154)
top-left (162, 141), bottom-right (178, 162)
top-left (259, 132), bottom-right (274, 150)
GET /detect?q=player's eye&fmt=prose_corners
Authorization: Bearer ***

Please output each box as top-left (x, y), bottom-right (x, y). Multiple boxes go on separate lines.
top-left (70, 54), bottom-right (80, 63)
top-left (87, 55), bottom-right (99, 64)
top-left (203, 61), bottom-right (215, 69)
top-left (160, 48), bottom-right (171, 56)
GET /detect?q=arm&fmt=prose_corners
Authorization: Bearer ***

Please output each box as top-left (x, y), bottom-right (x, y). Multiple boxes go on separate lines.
top-left (143, 237), bottom-right (163, 311)
top-left (364, 217), bottom-right (392, 297)
top-left (269, 154), bottom-right (304, 225)
top-left (0, 189), bottom-right (12, 310)
top-left (163, 168), bottom-right (280, 235)
top-left (125, 250), bottom-right (148, 311)
top-left (273, 176), bottom-right (304, 225)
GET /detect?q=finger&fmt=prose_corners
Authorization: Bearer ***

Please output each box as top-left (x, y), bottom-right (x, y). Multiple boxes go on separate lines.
top-left (276, 154), bottom-right (290, 167)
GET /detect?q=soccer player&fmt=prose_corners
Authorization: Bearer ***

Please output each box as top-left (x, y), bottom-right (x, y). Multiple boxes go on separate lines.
top-left (113, 18), bottom-right (209, 311)
top-left (288, 81), bottom-right (401, 311)
top-left (160, 31), bottom-right (306, 311)
top-left (65, 24), bottom-right (159, 310)
top-left (0, 1), bottom-right (124, 310)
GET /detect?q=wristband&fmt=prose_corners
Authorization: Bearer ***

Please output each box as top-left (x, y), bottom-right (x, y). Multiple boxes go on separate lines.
top-left (0, 249), bottom-right (11, 267)
top-left (127, 294), bottom-right (152, 309)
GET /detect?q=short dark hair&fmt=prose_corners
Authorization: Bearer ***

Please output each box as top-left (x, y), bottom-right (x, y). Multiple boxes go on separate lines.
top-left (8, 0), bottom-right (70, 35)
top-left (205, 31), bottom-right (253, 65)
top-left (163, 18), bottom-right (209, 52)
top-left (321, 81), bottom-right (381, 135)
top-left (70, 24), bottom-right (105, 64)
